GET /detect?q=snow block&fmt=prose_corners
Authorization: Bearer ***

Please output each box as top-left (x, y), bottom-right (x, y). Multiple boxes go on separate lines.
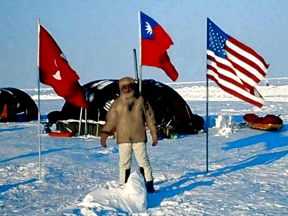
top-left (79, 171), bottom-right (147, 214)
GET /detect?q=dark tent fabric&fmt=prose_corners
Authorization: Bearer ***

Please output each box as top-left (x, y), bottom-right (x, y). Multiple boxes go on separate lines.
top-left (48, 79), bottom-right (204, 137)
top-left (0, 88), bottom-right (38, 122)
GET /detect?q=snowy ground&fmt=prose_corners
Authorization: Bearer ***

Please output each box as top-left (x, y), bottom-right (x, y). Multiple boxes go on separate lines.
top-left (0, 78), bottom-right (288, 215)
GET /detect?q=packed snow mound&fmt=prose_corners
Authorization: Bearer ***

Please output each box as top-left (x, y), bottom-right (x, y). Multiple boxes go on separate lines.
top-left (214, 114), bottom-right (235, 137)
top-left (79, 171), bottom-right (147, 215)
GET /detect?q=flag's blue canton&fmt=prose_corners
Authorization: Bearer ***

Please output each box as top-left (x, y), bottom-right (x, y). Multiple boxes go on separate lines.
top-left (207, 18), bottom-right (229, 58)
top-left (140, 11), bottom-right (158, 40)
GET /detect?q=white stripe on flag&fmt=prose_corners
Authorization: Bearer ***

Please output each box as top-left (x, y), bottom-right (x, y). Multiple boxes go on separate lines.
top-left (207, 51), bottom-right (264, 107)
top-left (207, 69), bottom-right (264, 106)
top-left (207, 51), bottom-right (244, 85)
top-left (226, 51), bottom-right (265, 81)
top-left (226, 40), bottom-right (268, 73)
top-left (233, 68), bottom-right (258, 88)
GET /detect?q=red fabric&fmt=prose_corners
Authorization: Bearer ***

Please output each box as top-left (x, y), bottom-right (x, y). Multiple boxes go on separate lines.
top-left (244, 113), bottom-right (283, 125)
top-left (49, 130), bottom-right (74, 137)
top-left (141, 26), bottom-right (179, 81)
top-left (243, 113), bottom-right (258, 123)
top-left (0, 104), bottom-right (8, 120)
top-left (262, 115), bottom-right (282, 124)
top-left (39, 25), bottom-right (87, 108)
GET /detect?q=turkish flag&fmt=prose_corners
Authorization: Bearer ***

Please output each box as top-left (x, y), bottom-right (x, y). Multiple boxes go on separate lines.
top-left (140, 12), bottom-right (179, 81)
top-left (39, 24), bottom-right (87, 108)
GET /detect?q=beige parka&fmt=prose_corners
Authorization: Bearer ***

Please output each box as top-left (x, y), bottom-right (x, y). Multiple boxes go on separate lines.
top-left (101, 77), bottom-right (158, 144)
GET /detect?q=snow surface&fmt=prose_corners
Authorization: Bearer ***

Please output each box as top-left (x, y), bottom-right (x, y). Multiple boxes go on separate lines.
top-left (1, 78), bottom-right (288, 215)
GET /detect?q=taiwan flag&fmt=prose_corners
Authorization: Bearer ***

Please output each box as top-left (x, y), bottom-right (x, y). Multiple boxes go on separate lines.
top-left (38, 24), bottom-right (87, 108)
top-left (140, 11), bottom-right (179, 81)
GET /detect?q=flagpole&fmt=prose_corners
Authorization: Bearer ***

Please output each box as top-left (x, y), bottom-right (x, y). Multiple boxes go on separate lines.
top-left (84, 108), bottom-right (88, 136)
top-left (205, 20), bottom-right (209, 173)
top-left (37, 18), bottom-right (42, 180)
top-left (139, 67), bottom-right (143, 94)
top-left (133, 48), bottom-right (139, 82)
top-left (96, 108), bottom-right (100, 136)
top-left (78, 107), bottom-right (83, 136)
top-left (138, 11), bottom-right (142, 94)
top-left (205, 74), bottom-right (209, 173)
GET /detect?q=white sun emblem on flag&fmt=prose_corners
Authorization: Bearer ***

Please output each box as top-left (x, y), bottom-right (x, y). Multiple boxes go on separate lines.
top-left (145, 21), bottom-right (153, 36)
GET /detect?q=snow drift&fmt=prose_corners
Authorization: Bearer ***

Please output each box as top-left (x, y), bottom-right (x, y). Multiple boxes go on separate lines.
top-left (79, 171), bottom-right (147, 215)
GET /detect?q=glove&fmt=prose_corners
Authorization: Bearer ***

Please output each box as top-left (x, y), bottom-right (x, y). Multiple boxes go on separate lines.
top-left (152, 140), bottom-right (158, 146)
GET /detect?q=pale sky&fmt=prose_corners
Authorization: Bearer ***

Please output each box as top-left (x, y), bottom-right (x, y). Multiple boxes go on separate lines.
top-left (0, 0), bottom-right (287, 88)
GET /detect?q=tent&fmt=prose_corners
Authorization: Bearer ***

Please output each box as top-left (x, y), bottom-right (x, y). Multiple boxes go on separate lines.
top-left (0, 88), bottom-right (38, 122)
top-left (47, 79), bottom-right (204, 138)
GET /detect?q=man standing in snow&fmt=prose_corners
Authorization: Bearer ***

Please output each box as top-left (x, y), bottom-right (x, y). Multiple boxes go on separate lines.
top-left (100, 77), bottom-right (158, 193)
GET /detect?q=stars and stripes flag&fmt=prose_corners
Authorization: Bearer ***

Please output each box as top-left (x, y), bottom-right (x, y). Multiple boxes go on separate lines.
top-left (207, 18), bottom-right (269, 108)
top-left (139, 11), bottom-right (179, 81)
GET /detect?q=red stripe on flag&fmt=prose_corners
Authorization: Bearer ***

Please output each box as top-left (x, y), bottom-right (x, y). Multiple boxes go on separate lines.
top-left (207, 55), bottom-right (236, 75)
top-left (208, 73), bottom-right (263, 107)
top-left (226, 46), bottom-right (266, 78)
top-left (229, 37), bottom-right (269, 69)
top-left (218, 82), bottom-right (263, 107)
top-left (227, 60), bottom-right (260, 91)
top-left (207, 74), bottom-right (217, 82)
top-left (207, 65), bottom-right (246, 90)
top-left (227, 57), bottom-right (261, 83)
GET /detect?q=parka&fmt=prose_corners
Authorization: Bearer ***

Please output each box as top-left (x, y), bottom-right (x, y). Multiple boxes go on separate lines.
top-left (101, 77), bottom-right (157, 144)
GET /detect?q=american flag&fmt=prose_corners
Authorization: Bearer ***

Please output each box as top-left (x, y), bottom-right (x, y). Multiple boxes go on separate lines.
top-left (207, 18), bottom-right (269, 108)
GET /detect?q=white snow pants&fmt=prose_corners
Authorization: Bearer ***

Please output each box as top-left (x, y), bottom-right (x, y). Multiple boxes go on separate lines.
top-left (119, 142), bottom-right (153, 184)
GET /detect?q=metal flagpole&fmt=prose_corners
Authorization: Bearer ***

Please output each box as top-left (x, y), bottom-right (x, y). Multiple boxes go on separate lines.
top-left (205, 73), bottom-right (209, 173)
top-left (78, 107), bottom-right (83, 136)
top-left (139, 67), bottom-right (143, 94)
top-left (205, 20), bottom-right (209, 173)
top-left (138, 11), bottom-right (142, 94)
top-left (96, 109), bottom-right (100, 136)
top-left (37, 18), bottom-right (42, 180)
top-left (84, 108), bottom-right (88, 136)
top-left (133, 48), bottom-right (139, 82)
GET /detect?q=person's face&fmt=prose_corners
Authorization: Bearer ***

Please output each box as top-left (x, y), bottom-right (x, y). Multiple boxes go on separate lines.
top-left (120, 83), bottom-right (135, 94)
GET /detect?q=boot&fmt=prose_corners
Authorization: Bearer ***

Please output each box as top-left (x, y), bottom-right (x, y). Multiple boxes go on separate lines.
top-left (124, 169), bottom-right (131, 183)
top-left (146, 181), bottom-right (155, 193)
top-left (139, 167), bottom-right (145, 181)
top-left (139, 167), bottom-right (155, 193)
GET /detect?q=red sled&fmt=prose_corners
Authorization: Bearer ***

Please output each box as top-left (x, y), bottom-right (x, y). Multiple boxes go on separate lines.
top-left (48, 130), bottom-right (74, 137)
top-left (243, 113), bottom-right (283, 131)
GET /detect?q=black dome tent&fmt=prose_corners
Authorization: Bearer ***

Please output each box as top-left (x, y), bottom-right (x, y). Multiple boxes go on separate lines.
top-left (47, 79), bottom-right (204, 138)
top-left (0, 88), bottom-right (38, 122)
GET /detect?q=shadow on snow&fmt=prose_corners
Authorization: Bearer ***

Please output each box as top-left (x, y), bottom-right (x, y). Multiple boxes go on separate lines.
top-left (148, 171), bottom-right (213, 207)
top-left (0, 146), bottom-right (102, 164)
top-left (0, 127), bottom-right (26, 133)
top-left (0, 178), bottom-right (37, 193)
top-left (223, 124), bottom-right (288, 151)
top-left (149, 124), bottom-right (288, 208)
